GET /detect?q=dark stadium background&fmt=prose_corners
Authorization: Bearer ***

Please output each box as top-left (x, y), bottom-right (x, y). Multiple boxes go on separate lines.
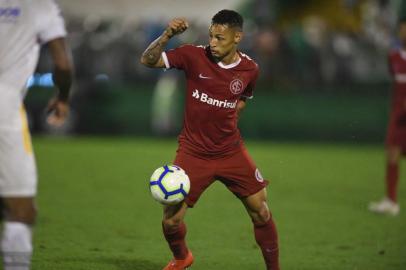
top-left (25, 0), bottom-right (406, 143)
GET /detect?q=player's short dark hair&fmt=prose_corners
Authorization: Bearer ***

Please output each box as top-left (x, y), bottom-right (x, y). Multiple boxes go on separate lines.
top-left (211, 9), bottom-right (243, 30)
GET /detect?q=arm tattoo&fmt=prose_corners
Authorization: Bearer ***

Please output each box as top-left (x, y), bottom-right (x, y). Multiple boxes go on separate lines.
top-left (141, 35), bottom-right (169, 66)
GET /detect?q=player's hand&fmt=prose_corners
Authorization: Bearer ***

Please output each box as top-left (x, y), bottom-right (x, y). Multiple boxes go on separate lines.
top-left (164, 18), bottom-right (189, 38)
top-left (46, 97), bottom-right (69, 127)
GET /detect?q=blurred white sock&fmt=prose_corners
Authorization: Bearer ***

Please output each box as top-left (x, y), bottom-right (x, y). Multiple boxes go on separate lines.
top-left (1, 222), bottom-right (32, 270)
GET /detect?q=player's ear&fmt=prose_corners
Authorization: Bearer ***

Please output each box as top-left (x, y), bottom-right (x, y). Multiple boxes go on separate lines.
top-left (234, 31), bottom-right (243, 44)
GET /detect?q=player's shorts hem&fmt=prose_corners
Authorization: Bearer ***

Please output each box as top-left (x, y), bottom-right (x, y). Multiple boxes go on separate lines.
top-left (235, 179), bottom-right (269, 199)
top-left (184, 179), bottom-right (269, 207)
top-left (184, 197), bottom-right (196, 208)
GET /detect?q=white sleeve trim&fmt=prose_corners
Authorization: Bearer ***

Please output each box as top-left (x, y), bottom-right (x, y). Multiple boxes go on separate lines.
top-left (162, 52), bottom-right (170, 69)
top-left (241, 95), bottom-right (254, 99)
top-left (39, 27), bottom-right (66, 44)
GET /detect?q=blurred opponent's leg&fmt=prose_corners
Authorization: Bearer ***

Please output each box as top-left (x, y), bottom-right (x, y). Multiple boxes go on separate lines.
top-left (1, 197), bottom-right (36, 270)
top-left (369, 145), bottom-right (401, 216)
top-left (0, 109), bottom-right (37, 270)
top-left (386, 146), bottom-right (401, 203)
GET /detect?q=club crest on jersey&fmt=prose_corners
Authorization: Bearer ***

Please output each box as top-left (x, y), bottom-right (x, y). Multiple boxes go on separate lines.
top-left (255, 169), bottom-right (264, 182)
top-left (230, 79), bottom-right (244, 94)
top-left (192, 89), bottom-right (200, 98)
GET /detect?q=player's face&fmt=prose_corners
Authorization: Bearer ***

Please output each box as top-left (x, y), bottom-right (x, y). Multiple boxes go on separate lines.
top-left (209, 24), bottom-right (242, 60)
top-left (399, 23), bottom-right (406, 46)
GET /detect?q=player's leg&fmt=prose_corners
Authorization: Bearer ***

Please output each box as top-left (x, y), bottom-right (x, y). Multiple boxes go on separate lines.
top-left (241, 188), bottom-right (279, 270)
top-left (369, 113), bottom-right (402, 216)
top-left (0, 197), bottom-right (36, 270)
top-left (0, 108), bottom-right (38, 270)
top-left (385, 145), bottom-right (401, 203)
top-left (162, 202), bottom-right (194, 270)
top-left (369, 145), bottom-right (401, 215)
top-left (162, 202), bottom-right (189, 259)
top-left (216, 145), bottom-right (279, 269)
top-left (161, 148), bottom-right (214, 269)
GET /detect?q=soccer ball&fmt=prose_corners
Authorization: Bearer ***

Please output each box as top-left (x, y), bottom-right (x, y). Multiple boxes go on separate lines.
top-left (149, 165), bottom-right (190, 205)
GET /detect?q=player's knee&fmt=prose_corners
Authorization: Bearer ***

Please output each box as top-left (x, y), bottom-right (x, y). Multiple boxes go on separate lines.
top-left (251, 205), bottom-right (271, 225)
top-left (162, 217), bottom-right (182, 231)
top-left (258, 209), bottom-right (271, 224)
top-left (388, 154), bottom-right (399, 164)
top-left (387, 147), bottom-right (400, 164)
top-left (387, 153), bottom-right (398, 164)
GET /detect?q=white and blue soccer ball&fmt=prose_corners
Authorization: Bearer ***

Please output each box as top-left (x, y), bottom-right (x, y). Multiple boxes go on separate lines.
top-left (149, 165), bottom-right (190, 205)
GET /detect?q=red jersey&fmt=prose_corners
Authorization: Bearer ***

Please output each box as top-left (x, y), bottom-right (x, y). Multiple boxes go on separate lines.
top-left (162, 44), bottom-right (259, 157)
top-left (388, 50), bottom-right (406, 110)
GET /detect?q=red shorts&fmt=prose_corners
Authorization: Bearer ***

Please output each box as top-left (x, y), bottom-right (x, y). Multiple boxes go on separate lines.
top-left (386, 108), bottom-right (406, 153)
top-left (173, 144), bottom-right (269, 207)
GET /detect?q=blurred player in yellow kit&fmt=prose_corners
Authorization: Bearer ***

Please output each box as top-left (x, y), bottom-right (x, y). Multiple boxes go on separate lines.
top-left (0, 0), bottom-right (73, 269)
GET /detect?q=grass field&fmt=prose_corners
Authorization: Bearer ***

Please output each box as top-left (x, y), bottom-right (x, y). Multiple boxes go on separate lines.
top-left (29, 137), bottom-right (406, 270)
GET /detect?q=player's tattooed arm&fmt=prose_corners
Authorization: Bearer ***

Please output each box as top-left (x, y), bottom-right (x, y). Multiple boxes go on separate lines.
top-left (140, 36), bottom-right (170, 67)
top-left (140, 18), bottom-right (189, 68)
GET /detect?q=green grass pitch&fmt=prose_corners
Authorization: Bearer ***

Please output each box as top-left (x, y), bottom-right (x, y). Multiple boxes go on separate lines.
top-left (29, 137), bottom-right (406, 270)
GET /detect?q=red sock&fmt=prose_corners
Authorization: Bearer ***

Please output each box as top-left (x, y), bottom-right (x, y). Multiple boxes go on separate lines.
top-left (386, 162), bottom-right (399, 202)
top-left (162, 222), bottom-right (188, 259)
top-left (254, 218), bottom-right (279, 270)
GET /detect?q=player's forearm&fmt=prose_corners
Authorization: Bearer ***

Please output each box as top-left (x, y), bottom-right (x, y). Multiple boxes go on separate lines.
top-left (47, 38), bottom-right (73, 102)
top-left (236, 99), bottom-right (246, 120)
top-left (140, 32), bottom-right (171, 67)
top-left (53, 67), bottom-right (72, 102)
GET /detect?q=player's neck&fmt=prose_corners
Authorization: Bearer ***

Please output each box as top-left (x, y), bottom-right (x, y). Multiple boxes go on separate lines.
top-left (220, 50), bottom-right (240, 65)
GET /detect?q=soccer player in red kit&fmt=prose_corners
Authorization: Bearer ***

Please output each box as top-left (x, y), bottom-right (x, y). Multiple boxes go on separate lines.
top-left (140, 10), bottom-right (279, 270)
top-left (369, 20), bottom-right (406, 216)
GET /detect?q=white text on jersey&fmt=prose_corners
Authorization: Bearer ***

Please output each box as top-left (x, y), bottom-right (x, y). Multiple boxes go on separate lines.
top-left (192, 89), bottom-right (237, 109)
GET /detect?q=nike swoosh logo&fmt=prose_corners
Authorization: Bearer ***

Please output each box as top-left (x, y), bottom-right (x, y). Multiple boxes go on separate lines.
top-left (199, 73), bottom-right (212, 79)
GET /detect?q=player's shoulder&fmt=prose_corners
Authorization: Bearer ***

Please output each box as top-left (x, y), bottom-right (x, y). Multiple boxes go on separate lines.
top-left (30, 0), bottom-right (56, 10)
top-left (176, 44), bottom-right (207, 53)
top-left (238, 51), bottom-right (259, 72)
top-left (25, 0), bottom-right (60, 22)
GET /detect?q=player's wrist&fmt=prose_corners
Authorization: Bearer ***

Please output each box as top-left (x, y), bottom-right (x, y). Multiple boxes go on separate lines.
top-left (57, 92), bottom-right (70, 103)
top-left (162, 29), bottom-right (174, 40)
